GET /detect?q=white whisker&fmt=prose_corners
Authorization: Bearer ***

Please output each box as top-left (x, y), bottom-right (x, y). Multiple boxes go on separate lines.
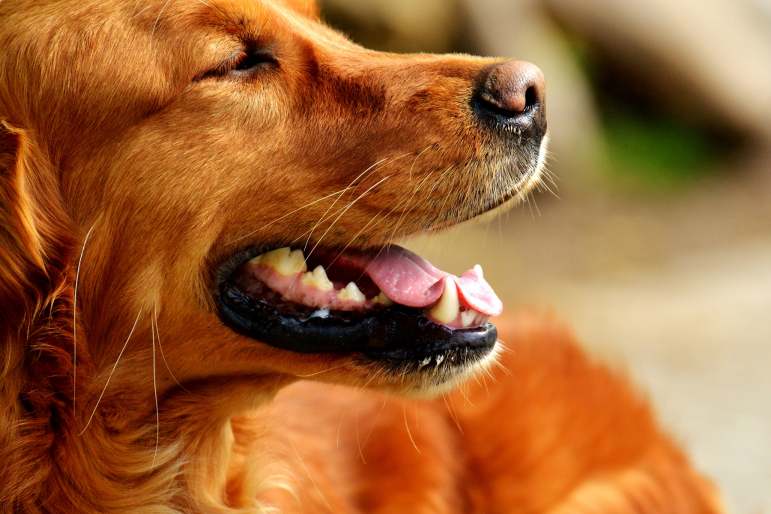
top-left (387, 167), bottom-right (438, 247)
top-left (407, 145), bottom-right (431, 180)
top-left (403, 402), bottom-right (420, 453)
top-left (442, 393), bottom-right (463, 434)
top-left (482, 218), bottom-right (492, 249)
top-left (130, 5), bottom-right (151, 20)
top-left (73, 222), bottom-right (97, 412)
top-left (79, 309), bottom-right (142, 436)
top-left (154, 308), bottom-right (200, 396)
top-left (354, 182), bottom-right (430, 280)
top-left (150, 318), bottom-right (160, 471)
top-left (456, 380), bottom-right (473, 406)
top-left (354, 373), bottom-right (380, 463)
top-left (295, 363), bottom-right (350, 378)
top-left (447, 392), bottom-right (463, 434)
top-left (224, 187), bottom-right (353, 247)
top-left (151, 0), bottom-right (172, 42)
top-left (193, 0), bottom-right (224, 17)
top-left (274, 411), bottom-right (334, 512)
top-left (303, 157), bottom-right (390, 252)
top-left (357, 395), bottom-right (387, 461)
top-left (496, 339), bottom-right (515, 355)
top-left (327, 209), bottom-right (384, 267)
top-left (290, 202), bottom-right (353, 245)
top-left (336, 390), bottom-right (355, 449)
top-left (301, 151), bottom-right (412, 252)
top-left (307, 175), bottom-right (392, 259)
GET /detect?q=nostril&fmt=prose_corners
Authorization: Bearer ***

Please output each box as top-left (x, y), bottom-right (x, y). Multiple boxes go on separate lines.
top-left (524, 86), bottom-right (537, 112)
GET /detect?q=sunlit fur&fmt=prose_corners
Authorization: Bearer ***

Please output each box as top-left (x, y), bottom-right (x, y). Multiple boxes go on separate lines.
top-left (0, 0), bottom-right (723, 512)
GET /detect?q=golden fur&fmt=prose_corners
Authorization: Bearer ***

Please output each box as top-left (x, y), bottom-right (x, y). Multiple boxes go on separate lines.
top-left (0, 0), bottom-right (722, 512)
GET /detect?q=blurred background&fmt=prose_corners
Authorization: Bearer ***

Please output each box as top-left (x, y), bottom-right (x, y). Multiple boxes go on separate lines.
top-left (317, 0), bottom-right (771, 511)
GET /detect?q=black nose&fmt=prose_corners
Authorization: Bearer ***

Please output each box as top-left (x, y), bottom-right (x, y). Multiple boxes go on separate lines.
top-left (473, 60), bottom-right (546, 140)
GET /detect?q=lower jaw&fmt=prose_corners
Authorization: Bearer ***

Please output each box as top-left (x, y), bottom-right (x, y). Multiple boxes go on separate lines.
top-left (216, 275), bottom-right (498, 367)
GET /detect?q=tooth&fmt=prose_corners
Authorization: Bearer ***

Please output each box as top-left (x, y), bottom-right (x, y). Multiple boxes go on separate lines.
top-left (461, 309), bottom-right (477, 327)
top-left (253, 247), bottom-right (307, 276)
top-left (435, 354), bottom-right (445, 365)
top-left (429, 278), bottom-right (459, 324)
top-left (372, 291), bottom-right (395, 306)
top-left (474, 264), bottom-right (484, 279)
top-left (302, 265), bottom-right (333, 291)
top-left (308, 308), bottom-right (330, 319)
top-left (473, 312), bottom-right (490, 326)
top-left (286, 249), bottom-right (308, 274)
top-left (418, 357), bottom-right (431, 369)
top-left (338, 282), bottom-right (366, 302)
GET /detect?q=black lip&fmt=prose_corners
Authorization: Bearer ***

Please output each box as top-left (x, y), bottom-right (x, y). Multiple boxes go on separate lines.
top-left (214, 250), bottom-right (498, 363)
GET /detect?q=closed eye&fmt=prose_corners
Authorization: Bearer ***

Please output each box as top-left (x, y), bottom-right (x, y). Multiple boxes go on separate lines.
top-left (203, 48), bottom-right (277, 79)
top-left (232, 49), bottom-right (276, 71)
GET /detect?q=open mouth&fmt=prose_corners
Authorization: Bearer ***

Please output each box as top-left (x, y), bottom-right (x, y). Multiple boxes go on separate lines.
top-left (216, 245), bottom-right (502, 367)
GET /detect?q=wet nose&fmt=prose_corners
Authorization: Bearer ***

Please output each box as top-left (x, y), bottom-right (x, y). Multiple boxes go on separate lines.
top-left (473, 60), bottom-right (546, 139)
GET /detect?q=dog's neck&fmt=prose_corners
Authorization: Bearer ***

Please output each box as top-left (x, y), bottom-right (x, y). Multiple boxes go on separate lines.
top-left (2, 321), bottom-right (294, 514)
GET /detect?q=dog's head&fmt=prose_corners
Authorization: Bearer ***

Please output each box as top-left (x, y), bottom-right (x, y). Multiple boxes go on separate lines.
top-left (0, 0), bottom-right (546, 415)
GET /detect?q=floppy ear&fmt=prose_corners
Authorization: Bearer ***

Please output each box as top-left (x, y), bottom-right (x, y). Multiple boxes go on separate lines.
top-left (0, 121), bottom-right (80, 505)
top-left (0, 120), bottom-right (73, 356)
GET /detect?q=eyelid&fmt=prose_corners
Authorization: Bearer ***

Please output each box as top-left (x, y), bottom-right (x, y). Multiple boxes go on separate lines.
top-left (211, 50), bottom-right (248, 75)
top-left (208, 47), bottom-right (277, 77)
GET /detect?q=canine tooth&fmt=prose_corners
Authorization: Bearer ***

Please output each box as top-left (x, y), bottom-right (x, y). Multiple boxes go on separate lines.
top-left (338, 282), bottom-right (366, 302)
top-left (461, 309), bottom-right (477, 327)
top-left (302, 265), bottom-right (334, 291)
top-left (429, 278), bottom-right (459, 324)
top-left (255, 247), bottom-right (307, 275)
top-left (372, 291), bottom-right (395, 306)
top-left (435, 354), bottom-right (445, 365)
top-left (474, 264), bottom-right (483, 278)
top-left (418, 357), bottom-right (431, 370)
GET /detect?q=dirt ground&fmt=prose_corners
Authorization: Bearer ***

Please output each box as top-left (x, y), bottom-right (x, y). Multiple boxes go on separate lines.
top-left (405, 151), bottom-right (771, 513)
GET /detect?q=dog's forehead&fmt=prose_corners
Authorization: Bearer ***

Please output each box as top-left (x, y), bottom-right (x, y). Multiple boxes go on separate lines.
top-left (0, 0), bottom-right (323, 76)
top-left (141, 0), bottom-right (320, 34)
top-left (124, 0), bottom-right (331, 101)
top-left (0, 0), bottom-right (328, 137)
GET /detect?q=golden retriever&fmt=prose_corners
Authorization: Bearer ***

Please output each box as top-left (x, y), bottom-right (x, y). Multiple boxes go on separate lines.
top-left (0, 0), bottom-right (722, 512)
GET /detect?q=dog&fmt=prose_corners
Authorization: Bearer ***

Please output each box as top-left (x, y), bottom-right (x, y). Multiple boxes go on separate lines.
top-left (0, 0), bottom-right (723, 512)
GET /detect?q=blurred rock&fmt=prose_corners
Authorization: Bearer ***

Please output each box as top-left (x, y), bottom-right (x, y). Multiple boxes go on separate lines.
top-left (544, 0), bottom-right (771, 142)
top-left (319, 0), bottom-right (461, 53)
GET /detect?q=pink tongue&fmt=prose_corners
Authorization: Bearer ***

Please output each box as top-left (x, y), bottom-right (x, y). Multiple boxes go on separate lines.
top-left (361, 246), bottom-right (503, 316)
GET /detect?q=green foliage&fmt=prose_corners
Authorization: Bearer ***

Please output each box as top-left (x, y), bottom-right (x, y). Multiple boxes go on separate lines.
top-left (566, 35), bottom-right (729, 191)
top-left (600, 107), bottom-right (719, 190)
